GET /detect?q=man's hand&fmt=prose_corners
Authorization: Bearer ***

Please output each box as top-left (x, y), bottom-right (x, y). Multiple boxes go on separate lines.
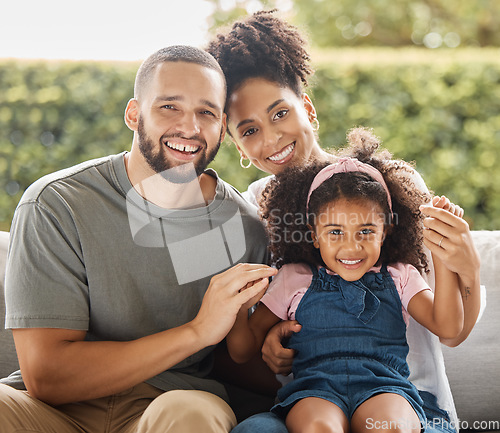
top-left (190, 263), bottom-right (277, 346)
top-left (261, 320), bottom-right (301, 374)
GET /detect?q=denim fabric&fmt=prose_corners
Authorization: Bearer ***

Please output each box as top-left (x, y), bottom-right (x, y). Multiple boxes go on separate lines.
top-left (231, 412), bottom-right (288, 433)
top-left (421, 391), bottom-right (457, 433)
top-left (231, 392), bottom-right (456, 433)
top-left (271, 265), bottom-right (426, 427)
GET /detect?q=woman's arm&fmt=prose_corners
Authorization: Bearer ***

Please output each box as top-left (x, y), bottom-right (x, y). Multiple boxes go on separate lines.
top-left (420, 201), bottom-right (481, 346)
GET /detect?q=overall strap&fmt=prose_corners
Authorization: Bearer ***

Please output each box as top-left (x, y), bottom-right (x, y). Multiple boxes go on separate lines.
top-left (379, 263), bottom-right (397, 289)
top-left (308, 263), bottom-right (320, 278)
top-left (380, 263), bottom-right (389, 276)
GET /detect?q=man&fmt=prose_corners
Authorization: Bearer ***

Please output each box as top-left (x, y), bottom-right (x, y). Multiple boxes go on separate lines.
top-left (0, 45), bottom-right (275, 432)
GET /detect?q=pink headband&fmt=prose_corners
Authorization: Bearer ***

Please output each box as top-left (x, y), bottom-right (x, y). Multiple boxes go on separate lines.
top-left (306, 157), bottom-right (393, 213)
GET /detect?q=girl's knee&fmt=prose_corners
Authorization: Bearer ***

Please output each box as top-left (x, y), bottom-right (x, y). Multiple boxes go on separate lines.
top-left (352, 394), bottom-right (422, 433)
top-left (286, 397), bottom-right (348, 433)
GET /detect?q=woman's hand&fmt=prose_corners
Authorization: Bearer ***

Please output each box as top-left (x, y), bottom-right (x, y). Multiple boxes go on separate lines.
top-left (420, 196), bottom-right (479, 287)
top-left (261, 320), bottom-right (302, 374)
top-left (420, 196), bottom-right (481, 346)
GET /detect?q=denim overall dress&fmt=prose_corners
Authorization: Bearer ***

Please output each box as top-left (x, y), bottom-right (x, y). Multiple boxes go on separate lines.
top-left (271, 264), bottom-right (426, 427)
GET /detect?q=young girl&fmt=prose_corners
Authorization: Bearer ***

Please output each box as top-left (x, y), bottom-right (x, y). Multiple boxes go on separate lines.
top-left (226, 128), bottom-right (464, 433)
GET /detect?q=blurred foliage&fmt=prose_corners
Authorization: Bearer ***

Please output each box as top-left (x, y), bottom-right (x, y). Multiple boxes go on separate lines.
top-left (0, 60), bottom-right (137, 230)
top-left (1, 48), bottom-right (500, 230)
top-left (206, 0), bottom-right (500, 48)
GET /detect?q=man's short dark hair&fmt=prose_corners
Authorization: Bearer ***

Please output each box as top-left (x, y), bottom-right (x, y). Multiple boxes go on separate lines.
top-left (134, 45), bottom-right (226, 99)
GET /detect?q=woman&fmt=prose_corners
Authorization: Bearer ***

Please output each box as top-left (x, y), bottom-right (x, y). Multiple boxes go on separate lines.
top-left (207, 10), bottom-right (481, 433)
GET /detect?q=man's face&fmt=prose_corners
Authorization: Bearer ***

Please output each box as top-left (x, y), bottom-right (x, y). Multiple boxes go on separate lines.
top-left (133, 61), bottom-right (226, 182)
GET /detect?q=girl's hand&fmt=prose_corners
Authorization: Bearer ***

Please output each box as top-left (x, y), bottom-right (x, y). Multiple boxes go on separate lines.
top-left (431, 195), bottom-right (464, 218)
top-left (420, 197), bottom-right (481, 346)
top-left (239, 279), bottom-right (269, 311)
top-left (420, 200), bottom-right (480, 287)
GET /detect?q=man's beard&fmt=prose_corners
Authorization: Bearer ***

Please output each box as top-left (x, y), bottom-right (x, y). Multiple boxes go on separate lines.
top-left (137, 116), bottom-right (222, 184)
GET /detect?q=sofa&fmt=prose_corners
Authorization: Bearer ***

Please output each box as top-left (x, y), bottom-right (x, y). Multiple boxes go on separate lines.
top-left (1, 230), bottom-right (499, 431)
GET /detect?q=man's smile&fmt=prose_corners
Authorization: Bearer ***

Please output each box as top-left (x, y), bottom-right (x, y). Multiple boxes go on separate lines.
top-left (165, 141), bottom-right (201, 154)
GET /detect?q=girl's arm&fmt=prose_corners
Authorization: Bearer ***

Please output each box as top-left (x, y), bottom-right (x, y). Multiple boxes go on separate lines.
top-left (420, 198), bottom-right (481, 346)
top-left (226, 302), bottom-right (282, 364)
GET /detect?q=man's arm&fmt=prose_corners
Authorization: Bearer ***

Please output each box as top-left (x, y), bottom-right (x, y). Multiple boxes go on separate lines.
top-left (13, 263), bottom-right (277, 406)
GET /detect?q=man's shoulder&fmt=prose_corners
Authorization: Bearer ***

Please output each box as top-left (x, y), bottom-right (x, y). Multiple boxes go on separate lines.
top-left (19, 153), bottom-right (122, 205)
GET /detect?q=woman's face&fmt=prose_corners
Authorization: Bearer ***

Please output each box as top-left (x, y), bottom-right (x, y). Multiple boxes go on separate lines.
top-left (227, 78), bottom-right (321, 175)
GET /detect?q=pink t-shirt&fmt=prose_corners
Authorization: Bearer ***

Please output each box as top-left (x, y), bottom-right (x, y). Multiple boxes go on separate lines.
top-left (261, 262), bottom-right (430, 326)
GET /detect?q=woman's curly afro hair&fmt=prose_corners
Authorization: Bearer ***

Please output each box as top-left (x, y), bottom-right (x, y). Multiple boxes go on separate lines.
top-left (206, 10), bottom-right (313, 108)
top-left (259, 127), bottom-right (432, 274)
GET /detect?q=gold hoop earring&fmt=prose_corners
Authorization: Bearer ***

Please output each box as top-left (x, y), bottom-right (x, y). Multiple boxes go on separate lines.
top-left (311, 118), bottom-right (320, 131)
top-left (240, 156), bottom-right (252, 169)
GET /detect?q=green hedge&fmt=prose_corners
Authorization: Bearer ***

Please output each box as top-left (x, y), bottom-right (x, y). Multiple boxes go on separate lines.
top-left (1, 48), bottom-right (499, 230)
top-left (0, 60), bottom-right (137, 230)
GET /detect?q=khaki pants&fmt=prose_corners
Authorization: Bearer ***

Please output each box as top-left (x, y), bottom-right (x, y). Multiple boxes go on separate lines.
top-left (0, 383), bottom-right (236, 433)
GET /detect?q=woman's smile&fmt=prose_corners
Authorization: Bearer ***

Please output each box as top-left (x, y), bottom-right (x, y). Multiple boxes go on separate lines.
top-left (227, 78), bottom-right (322, 175)
top-left (267, 142), bottom-right (295, 164)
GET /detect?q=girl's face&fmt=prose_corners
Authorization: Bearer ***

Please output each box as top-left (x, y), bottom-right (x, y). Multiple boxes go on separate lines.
top-left (227, 78), bottom-right (323, 175)
top-left (311, 198), bottom-right (387, 281)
